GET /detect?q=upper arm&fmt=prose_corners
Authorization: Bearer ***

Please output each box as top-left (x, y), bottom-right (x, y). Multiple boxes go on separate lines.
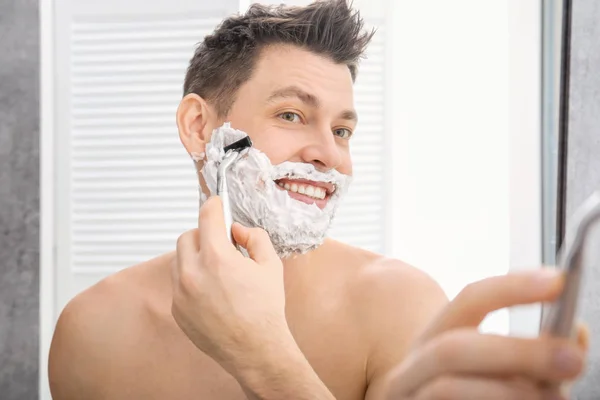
top-left (48, 283), bottom-right (120, 400)
top-left (354, 259), bottom-right (449, 400)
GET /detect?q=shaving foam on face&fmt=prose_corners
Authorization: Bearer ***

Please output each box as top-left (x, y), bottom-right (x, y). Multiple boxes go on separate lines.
top-left (200, 122), bottom-right (352, 258)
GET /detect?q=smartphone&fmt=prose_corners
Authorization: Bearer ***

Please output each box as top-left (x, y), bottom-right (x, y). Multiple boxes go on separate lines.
top-left (539, 191), bottom-right (600, 338)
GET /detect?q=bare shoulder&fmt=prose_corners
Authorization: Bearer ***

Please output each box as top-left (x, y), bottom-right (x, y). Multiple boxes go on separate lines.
top-left (325, 239), bottom-right (447, 312)
top-left (352, 256), bottom-right (448, 315)
top-left (330, 242), bottom-right (449, 380)
top-left (48, 253), bottom-right (173, 399)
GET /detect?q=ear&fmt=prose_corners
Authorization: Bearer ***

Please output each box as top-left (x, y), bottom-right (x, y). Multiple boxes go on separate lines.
top-left (176, 93), bottom-right (214, 157)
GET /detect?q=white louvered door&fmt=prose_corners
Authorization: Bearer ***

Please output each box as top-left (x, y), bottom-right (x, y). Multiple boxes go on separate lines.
top-left (53, 0), bottom-right (240, 314)
top-left (53, 0), bottom-right (390, 314)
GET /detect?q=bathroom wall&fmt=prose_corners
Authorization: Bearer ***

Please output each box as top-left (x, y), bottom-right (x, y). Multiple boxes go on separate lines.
top-left (0, 0), bottom-right (40, 398)
top-left (566, 0), bottom-right (600, 398)
top-left (1, 0), bottom-right (599, 398)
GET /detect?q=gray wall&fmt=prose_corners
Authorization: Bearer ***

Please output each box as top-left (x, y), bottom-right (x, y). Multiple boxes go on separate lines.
top-left (0, 0), bottom-right (40, 399)
top-left (568, 0), bottom-right (600, 398)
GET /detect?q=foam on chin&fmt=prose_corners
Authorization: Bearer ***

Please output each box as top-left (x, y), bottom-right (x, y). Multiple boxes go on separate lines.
top-left (198, 122), bottom-right (352, 258)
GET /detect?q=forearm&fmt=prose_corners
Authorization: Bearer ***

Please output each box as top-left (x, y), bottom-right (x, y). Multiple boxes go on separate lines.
top-left (233, 333), bottom-right (335, 400)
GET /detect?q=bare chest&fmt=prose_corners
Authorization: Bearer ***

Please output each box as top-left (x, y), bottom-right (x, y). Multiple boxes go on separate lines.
top-left (102, 310), bottom-right (368, 400)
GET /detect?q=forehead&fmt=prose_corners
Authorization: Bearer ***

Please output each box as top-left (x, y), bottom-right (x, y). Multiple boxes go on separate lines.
top-left (239, 44), bottom-right (355, 106)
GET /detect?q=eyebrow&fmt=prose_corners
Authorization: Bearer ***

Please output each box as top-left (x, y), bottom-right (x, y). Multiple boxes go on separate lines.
top-left (266, 85), bottom-right (358, 123)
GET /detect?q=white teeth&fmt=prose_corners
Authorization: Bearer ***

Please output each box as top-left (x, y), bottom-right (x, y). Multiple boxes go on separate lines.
top-left (277, 181), bottom-right (328, 200)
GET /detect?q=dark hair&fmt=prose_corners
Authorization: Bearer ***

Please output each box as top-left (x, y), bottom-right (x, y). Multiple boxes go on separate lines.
top-left (183, 0), bottom-right (375, 117)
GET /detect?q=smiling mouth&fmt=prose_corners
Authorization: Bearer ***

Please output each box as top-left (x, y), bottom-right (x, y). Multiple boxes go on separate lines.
top-left (274, 178), bottom-right (335, 206)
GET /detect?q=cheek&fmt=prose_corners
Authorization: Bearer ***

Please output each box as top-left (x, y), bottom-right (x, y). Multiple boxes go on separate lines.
top-left (333, 143), bottom-right (353, 176)
top-left (225, 115), bottom-right (295, 165)
top-left (341, 153), bottom-right (353, 176)
top-left (248, 130), bottom-right (297, 165)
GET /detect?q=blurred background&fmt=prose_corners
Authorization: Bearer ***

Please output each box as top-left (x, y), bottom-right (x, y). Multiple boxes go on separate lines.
top-left (1, 0), bottom-right (600, 398)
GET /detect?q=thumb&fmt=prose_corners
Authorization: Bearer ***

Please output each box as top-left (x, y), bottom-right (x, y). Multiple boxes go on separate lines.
top-left (561, 322), bottom-right (589, 400)
top-left (231, 223), bottom-right (278, 264)
top-left (419, 269), bottom-right (564, 343)
top-left (576, 321), bottom-right (590, 352)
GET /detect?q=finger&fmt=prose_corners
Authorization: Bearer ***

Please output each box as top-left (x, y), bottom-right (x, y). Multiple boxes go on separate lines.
top-left (558, 322), bottom-right (591, 398)
top-left (174, 229), bottom-right (201, 293)
top-left (407, 375), bottom-right (560, 400)
top-left (420, 269), bottom-right (564, 342)
top-left (169, 252), bottom-right (180, 295)
top-left (231, 223), bottom-right (278, 264)
top-left (198, 196), bottom-right (231, 252)
top-left (576, 321), bottom-right (590, 352)
top-left (176, 228), bottom-right (200, 266)
top-left (392, 329), bottom-right (584, 395)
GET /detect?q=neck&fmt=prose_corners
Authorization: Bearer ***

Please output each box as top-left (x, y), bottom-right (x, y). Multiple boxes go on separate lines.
top-left (281, 249), bottom-right (315, 270)
top-left (279, 244), bottom-right (320, 296)
top-left (280, 239), bottom-right (331, 274)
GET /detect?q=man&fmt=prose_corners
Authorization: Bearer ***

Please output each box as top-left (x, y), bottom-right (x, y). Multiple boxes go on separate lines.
top-left (49, 1), bottom-right (588, 399)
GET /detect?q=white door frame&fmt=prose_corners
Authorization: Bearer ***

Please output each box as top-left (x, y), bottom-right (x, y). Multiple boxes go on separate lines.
top-left (38, 0), bottom-right (545, 397)
top-left (39, 0), bottom-right (56, 398)
top-left (507, 0), bottom-right (544, 336)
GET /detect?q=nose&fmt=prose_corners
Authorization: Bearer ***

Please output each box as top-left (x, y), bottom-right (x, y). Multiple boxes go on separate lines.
top-left (300, 127), bottom-right (343, 171)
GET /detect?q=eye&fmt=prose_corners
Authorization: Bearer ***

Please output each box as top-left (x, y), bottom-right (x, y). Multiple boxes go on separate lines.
top-left (278, 112), bottom-right (301, 123)
top-left (333, 127), bottom-right (353, 139)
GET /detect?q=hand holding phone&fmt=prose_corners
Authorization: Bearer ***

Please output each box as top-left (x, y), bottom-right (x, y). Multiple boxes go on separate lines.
top-left (540, 191), bottom-right (600, 338)
top-left (539, 191), bottom-right (600, 393)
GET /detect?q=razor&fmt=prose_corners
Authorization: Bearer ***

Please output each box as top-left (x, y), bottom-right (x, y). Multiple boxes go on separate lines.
top-left (216, 136), bottom-right (253, 243)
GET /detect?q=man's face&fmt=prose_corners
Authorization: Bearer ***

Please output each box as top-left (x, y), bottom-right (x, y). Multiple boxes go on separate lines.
top-left (204, 44), bottom-right (357, 206)
top-left (178, 44), bottom-right (358, 257)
